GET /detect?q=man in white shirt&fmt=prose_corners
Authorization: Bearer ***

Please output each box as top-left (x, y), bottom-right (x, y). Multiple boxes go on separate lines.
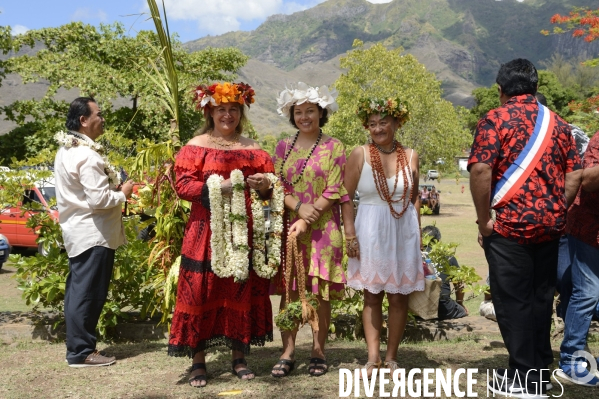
top-left (54, 97), bottom-right (134, 367)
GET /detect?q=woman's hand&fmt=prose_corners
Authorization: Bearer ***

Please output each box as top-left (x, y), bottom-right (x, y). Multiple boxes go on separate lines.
top-left (247, 173), bottom-right (271, 191)
top-left (346, 235), bottom-right (360, 260)
top-left (298, 203), bottom-right (322, 224)
top-left (289, 219), bottom-right (309, 236)
top-left (221, 179), bottom-right (232, 197)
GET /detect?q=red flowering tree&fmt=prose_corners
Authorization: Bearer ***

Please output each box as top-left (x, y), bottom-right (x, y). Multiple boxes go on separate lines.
top-left (541, 7), bottom-right (599, 44)
top-left (542, 7), bottom-right (599, 134)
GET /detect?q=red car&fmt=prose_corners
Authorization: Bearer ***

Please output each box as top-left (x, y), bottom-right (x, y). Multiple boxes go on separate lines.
top-left (0, 180), bottom-right (58, 254)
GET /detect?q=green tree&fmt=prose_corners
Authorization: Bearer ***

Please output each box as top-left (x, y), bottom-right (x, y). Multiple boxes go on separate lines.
top-left (465, 85), bottom-right (500, 131)
top-left (326, 41), bottom-right (471, 170)
top-left (537, 70), bottom-right (579, 117)
top-left (0, 21), bottom-right (248, 165)
top-left (542, 53), bottom-right (599, 99)
top-left (466, 70), bottom-right (579, 131)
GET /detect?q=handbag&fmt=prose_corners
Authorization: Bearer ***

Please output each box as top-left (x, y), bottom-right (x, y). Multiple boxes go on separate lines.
top-left (408, 277), bottom-right (442, 320)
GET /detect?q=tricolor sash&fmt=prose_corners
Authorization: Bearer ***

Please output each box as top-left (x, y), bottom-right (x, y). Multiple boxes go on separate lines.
top-left (491, 104), bottom-right (554, 208)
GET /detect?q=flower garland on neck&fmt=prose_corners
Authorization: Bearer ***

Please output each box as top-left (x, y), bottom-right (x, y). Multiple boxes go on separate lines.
top-left (207, 170), bottom-right (284, 282)
top-left (54, 130), bottom-right (122, 188)
top-left (251, 173), bottom-right (284, 279)
top-left (207, 170), bottom-right (249, 282)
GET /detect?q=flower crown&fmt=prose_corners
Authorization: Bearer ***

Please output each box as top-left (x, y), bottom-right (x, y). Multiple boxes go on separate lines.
top-left (356, 97), bottom-right (410, 128)
top-left (193, 82), bottom-right (255, 111)
top-left (277, 82), bottom-right (338, 117)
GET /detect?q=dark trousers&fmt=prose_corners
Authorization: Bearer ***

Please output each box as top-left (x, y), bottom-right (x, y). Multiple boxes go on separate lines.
top-left (484, 232), bottom-right (558, 387)
top-left (64, 246), bottom-right (115, 364)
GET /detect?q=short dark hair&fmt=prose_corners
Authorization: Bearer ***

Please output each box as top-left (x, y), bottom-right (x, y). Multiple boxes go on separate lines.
top-left (496, 58), bottom-right (538, 97)
top-left (65, 97), bottom-right (96, 131)
top-left (288, 104), bottom-right (329, 129)
top-left (422, 225), bottom-right (441, 243)
top-left (535, 92), bottom-right (547, 106)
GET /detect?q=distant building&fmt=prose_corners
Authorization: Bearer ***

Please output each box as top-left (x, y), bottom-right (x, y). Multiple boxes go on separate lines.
top-left (456, 150), bottom-right (470, 176)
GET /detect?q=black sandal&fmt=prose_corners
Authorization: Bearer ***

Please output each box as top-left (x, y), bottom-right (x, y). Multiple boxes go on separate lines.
top-left (271, 359), bottom-right (295, 378)
top-left (232, 358), bottom-right (254, 380)
top-left (188, 363), bottom-right (207, 388)
top-left (308, 357), bottom-right (328, 377)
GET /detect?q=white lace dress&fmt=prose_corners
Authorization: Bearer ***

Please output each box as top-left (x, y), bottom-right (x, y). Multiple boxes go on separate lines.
top-left (346, 148), bottom-right (425, 295)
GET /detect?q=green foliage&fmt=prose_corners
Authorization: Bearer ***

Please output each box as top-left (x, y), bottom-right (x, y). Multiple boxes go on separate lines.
top-left (466, 69), bottom-right (581, 132)
top-left (326, 41), bottom-right (471, 169)
top-left (12, 215), bottom-right (159, 339)
top-left (542, 54), bottom-right (599, 100)
top-left (421, 234), bottom-right (485, 298)
top-left (420, 205), bottom-right (433, 216)
top-left (1, 21), bottom-right (248, 165)
top-left (465, 85), bottom-right (501, 131)
top-left (0, 21), bottom-right (11, 85)
top-left (260, 132), bottom-right (292, 156)
top-left (537, 70), bottom-right (579, 118)
top-left (275, 296), bottom-right (319, 332)
top-left (13, 213), bottom-right (68, 311)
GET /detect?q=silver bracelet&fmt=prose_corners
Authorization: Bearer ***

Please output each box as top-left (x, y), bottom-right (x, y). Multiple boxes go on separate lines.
top-left (294, 200), bottom-right (302, 213)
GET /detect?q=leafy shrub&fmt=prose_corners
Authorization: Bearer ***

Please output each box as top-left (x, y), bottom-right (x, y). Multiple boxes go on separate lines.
top-left (12, 213), bottom-right (160, 339)
top-left (420, 205), bottom-right (433, 215)
top-left (422, 234), bottom-right (486, 298)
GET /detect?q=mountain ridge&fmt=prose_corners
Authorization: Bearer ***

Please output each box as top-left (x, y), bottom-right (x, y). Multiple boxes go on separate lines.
top-left (182, 0), bottom-right (599, 135)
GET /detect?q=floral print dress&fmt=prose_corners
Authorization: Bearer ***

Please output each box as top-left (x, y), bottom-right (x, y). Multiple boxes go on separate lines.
top-left (272, 136), bottom-right (348, 300)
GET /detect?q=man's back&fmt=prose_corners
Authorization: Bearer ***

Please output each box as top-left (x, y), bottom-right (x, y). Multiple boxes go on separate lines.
top-left (469, 94), bottom-right (581, 244)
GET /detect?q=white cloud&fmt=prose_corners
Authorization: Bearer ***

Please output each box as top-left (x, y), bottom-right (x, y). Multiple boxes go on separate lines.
top-left (71, 8), bottom-right (108, 22)
top-left (12, 25), bottom-right (29, 35)
top-left (159, 0), bottom-right (329, 36)
top-left (161, 0), bottom-right (281, 35)
top-left (366, 0), bottom-right (393, 3)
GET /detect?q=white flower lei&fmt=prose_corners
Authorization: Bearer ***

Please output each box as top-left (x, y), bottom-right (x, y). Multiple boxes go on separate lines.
top-left (207, 169), bottom-right (250, 282)
top-left (54, 130), bottom-right (122, 188)
top-left (208, 170), bottom-right (284, 282)
top-left (251, 173), bottom-right (284, 279)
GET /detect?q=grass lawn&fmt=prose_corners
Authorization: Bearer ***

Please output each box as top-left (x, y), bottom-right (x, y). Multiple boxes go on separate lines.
top-left (420, 178), bottom-right (488, 283)
top-left (0, 264), bottom-right (32, 312)
top-left (1, 336), bottom-right (597, 398)
top-left (0, 178), bottom-right (596, 398)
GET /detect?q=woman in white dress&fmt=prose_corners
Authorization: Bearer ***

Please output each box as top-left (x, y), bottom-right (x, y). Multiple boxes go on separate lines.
top-left (341, 97), bottom-right (424, 376)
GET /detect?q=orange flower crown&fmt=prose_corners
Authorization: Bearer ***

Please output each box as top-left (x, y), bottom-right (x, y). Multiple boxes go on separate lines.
top-left (193, 82), bottom-right (255, 111)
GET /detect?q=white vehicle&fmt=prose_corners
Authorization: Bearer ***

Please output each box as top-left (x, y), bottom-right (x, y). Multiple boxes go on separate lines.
top-left (426, 170), bottom-right (439, 181)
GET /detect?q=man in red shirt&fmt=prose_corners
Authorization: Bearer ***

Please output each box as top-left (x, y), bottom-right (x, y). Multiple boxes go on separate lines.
top-left (468, 58), bottom-right (582, 397)
top-left (557, 133), bottom-right (599, 386)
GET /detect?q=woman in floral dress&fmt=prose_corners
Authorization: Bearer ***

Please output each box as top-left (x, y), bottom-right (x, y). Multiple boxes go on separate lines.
top-left (270, 82), bottom-right (348, 377)
top-left (168, 82), bottom-right (275, 388)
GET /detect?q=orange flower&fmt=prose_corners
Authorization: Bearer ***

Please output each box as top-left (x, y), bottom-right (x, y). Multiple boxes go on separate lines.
top-left (192, 82), bottom-right (256, 110)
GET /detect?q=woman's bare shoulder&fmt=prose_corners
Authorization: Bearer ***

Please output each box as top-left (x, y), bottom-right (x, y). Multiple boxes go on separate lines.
top-left (239, 135), bottom-right (261, 149)
top-left (187, 134), bottom-right (209, 147)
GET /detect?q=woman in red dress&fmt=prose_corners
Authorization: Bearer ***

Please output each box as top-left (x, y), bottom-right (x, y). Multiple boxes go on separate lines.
top-left (168, 82), bottom-right (275, 388)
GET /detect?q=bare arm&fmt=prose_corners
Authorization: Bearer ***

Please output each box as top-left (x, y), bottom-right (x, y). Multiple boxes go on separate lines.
top-left (410, 149), bottom-right (421, 234)
top-left (581, 166), bottom-right (599, 193)
top-left (469, 162), bottom-right (494, 237)
top-left (284, 194), bottom-right (324, 224)
top-left (341, 147), bottom-right (363, 237)
top-left (565, 169), bottom-right (582, 206)
top-left (341, 146), bottom-right (364, 259)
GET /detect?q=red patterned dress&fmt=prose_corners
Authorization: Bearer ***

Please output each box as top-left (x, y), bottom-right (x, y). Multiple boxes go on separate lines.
top-left (168, 145), bottom-right (274, 357)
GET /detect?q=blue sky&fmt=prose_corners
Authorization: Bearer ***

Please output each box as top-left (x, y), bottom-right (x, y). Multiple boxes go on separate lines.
top-left (0, 0), bottom-right (393, 43)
